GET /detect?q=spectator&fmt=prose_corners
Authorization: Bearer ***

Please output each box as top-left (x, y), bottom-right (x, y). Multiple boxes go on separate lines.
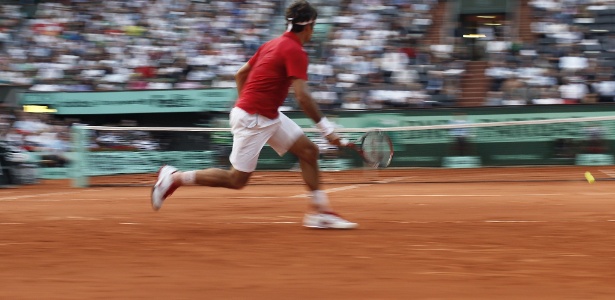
top-left (37, 130), bottom-right (71, 168)
top-left (559, 76), bottom-right (588, 104)
top-left (485, 60), bottom-right (513, 92)
top-left (532, 85), bottom-right (563, 105)
top-left (502, 76), bottom-right (529, 105)
top-left (592, 74), bottom-right (615, 102)
top-left (425, 70), bottom-right (444, 95)
top-left (340, 91), bottom-right (367, 110)
top-left (485, 90), bottom-right (504, 106)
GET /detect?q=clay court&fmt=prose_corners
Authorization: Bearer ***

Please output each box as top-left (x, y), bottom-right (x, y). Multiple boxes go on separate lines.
top-left (2, 166), bottom-right (615, 299)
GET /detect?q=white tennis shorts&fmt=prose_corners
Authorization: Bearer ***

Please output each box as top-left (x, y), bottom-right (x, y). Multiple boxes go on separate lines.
top-left (229, 107), bottom-right (304, 172)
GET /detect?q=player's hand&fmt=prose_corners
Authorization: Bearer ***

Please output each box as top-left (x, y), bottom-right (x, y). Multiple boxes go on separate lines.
top-left (325, 131), bottom-right (342, 146)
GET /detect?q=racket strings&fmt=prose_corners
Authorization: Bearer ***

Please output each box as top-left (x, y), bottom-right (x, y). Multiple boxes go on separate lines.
top-left (361, 132), bottom-right (392, 167)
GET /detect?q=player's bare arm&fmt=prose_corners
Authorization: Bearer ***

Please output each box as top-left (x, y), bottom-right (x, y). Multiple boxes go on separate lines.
top-left (291, 78), bottom-right (321, 121)
top-left (235, 62), bottom-right (252, 97)
top-left (291, 78), bottom-right (341, 146)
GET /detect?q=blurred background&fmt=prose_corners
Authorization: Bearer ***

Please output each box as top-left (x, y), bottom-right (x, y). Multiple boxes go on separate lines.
top-left (2, 0), bottom-right (615, 185)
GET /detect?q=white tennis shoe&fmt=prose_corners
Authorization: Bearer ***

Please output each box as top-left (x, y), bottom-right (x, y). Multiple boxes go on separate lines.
top-left (151, 165), bottom-right (179, 211)
top-left (303, 212), bottom-right (358, 229)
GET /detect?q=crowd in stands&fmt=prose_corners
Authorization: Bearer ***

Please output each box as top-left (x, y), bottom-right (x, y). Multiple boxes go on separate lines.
top-left (0, 107), bottom-right (163, 168)
top-left (303, 0), bottom-right (460, 109)
top-left (1, 0), bottom-right (450, 110)
top-left (0, 108), bottom-right (71, 167)
top-left (3, 0), bottom-right (615, 111)
top-left (483, 0), bottom-right (615, 105)
top-left (0, 0), bottom-right (282, 91)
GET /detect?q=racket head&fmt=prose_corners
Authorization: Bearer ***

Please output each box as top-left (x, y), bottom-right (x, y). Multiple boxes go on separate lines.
top-left (357, 130), bottom-right (393, 168)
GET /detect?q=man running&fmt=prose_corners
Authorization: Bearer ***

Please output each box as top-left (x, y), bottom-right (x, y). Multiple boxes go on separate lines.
top-left (151, 0), bottom-right (357, 229)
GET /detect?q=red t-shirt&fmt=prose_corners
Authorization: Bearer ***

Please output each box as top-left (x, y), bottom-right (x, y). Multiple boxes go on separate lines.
top-left (235, 32), bottom-right (309, 119)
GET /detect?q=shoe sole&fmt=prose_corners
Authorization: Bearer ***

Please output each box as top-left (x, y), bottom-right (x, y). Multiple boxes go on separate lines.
top-left (151, 186), bottom-right (159, 211)
top-left (303, 224), bottom-right (358, 229)
top-left (151, 166), bottom-right (165, 211)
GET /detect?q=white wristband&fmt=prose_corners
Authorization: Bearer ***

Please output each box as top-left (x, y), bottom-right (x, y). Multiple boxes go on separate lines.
top-left (316, 117), bottom-right (335, 136)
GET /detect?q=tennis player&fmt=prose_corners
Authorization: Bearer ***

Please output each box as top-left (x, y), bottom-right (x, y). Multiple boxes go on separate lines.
top-left (151, 0), bottom-right (357, 229)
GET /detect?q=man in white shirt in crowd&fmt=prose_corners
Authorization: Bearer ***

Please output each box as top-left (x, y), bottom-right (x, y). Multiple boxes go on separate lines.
top-left (592, 74), bottom-right (615, 102)
top-left (559, 76), bottom-right (588, 104)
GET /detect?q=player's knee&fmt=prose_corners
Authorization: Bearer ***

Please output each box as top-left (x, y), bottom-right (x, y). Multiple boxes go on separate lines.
top-left (289, 136), bottom-right (319, 163)
top-left (300, 142), bottom-right (319, 161)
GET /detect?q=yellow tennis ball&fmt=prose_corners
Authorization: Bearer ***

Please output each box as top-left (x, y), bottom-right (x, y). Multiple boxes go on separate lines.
top-left (585, 171), bottom-right (595, 184)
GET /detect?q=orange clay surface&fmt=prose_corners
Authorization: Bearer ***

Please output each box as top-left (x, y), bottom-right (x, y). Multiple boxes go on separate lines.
top-left (1, 166), bottom-right (615, 300)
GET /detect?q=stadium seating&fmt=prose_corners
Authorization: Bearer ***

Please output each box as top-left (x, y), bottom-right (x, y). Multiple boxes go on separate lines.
top-left (0, 0), bottom-right (449, 108)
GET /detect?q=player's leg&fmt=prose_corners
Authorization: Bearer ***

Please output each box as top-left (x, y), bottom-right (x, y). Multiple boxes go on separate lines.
top-left (151, 108), bottom-right (273, 210)
top-left (285, 136), bottom-right (357, 229)
top-left (286, 135), bottom-right (325, 209)
top-left (184, 167), bottom-right (251, 189)
top-left (266, 113), bottom-right (326, 210)
top-left (267, 113), bottom-right (357, 229)
top-left (180, 107), bottom-right (278, 188)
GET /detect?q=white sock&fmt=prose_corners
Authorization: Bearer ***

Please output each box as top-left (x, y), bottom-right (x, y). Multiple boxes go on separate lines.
top-left (311, 190), bottom-right (331, 212)
top-left (179, 170), bottom-right (197, 185)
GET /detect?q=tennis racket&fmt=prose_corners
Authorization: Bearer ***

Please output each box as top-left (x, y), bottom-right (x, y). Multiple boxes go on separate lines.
top-left (341, 130), bottom-right (393, 168)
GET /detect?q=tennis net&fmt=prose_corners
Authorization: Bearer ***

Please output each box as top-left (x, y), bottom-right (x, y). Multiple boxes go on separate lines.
top-left (69, 115), bottom-right (615, 187)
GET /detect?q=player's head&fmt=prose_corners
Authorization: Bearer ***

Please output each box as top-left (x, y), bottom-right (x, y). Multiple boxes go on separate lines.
top-left (285, 0), bottom-right (318, 34)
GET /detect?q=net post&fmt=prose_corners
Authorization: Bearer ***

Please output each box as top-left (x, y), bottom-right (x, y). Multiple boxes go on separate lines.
top-left (71, 125), bottom-right (89, 188)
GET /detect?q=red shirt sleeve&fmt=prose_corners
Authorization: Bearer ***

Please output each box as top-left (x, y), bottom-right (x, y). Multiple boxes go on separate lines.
top-left (285, 47), bottom-right (308, 80)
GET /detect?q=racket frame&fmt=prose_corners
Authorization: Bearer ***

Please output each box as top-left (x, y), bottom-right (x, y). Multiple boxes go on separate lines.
top-left (344, 130), bottom-right (393, 168)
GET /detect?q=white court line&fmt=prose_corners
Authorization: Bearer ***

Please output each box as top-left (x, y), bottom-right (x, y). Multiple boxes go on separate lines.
top-left (599, 170), bottom-right (615, 177)
top-left (484, 220), bottom-right (546, 223)
top-left (45, 216), bottom-right (101, 221)
top-left (234, 221), bottom-right (298, 224)
top-left (374, 177), bottom-right (410, 184)
top-left (378, 194), bottom-right (501, 197)
top-left (222, 219), bottom-right (615, 225)
top-left (212, 196), bottom-right (286, 199)
top-left (291, 184), bottom-right (367, 198)
top-left (384, 220), bottom-right (615, 224)
top-left (375, 192), bottom-right (615, 198)
top-left (581, 192), bottom-right (615, 196)
top-left (0, 242), bottom-right (33, 246)
top-left (18, 198), bottom-right (114, 202)
top-left (3, 181), bottom-right (614, 204)
top-left (291, 177), bottom-right (408, 198)
top-left (0, 189), bottom-right (105, 202)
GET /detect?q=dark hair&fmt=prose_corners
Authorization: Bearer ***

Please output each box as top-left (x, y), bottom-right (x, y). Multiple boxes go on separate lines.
top-left (285, 0), bottom-right (318, 33)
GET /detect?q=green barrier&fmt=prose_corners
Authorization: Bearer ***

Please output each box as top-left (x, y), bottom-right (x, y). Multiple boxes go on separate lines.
top-left (280, 106), bottom-right (615, 167)
top-left (20, 89), bottom-right (237, 114)
top-left (85, 150), bottom-right (215, 176)
top-left (37, 149), bottom-right (214, 181)
top-left (39, 167), bottom-right (70, 179)
top-left (56, 106), bottom-right (615, 185)
top-left (575, 154), bottom-right (615, 166)
top-left (442, 156), bottom-right (482, 168)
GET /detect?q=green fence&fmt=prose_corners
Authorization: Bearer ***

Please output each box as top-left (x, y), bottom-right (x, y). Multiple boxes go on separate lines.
top-left (20, 97), bottom-right (615, 179)
top-left (19, 89), bottom-right (237, 114)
